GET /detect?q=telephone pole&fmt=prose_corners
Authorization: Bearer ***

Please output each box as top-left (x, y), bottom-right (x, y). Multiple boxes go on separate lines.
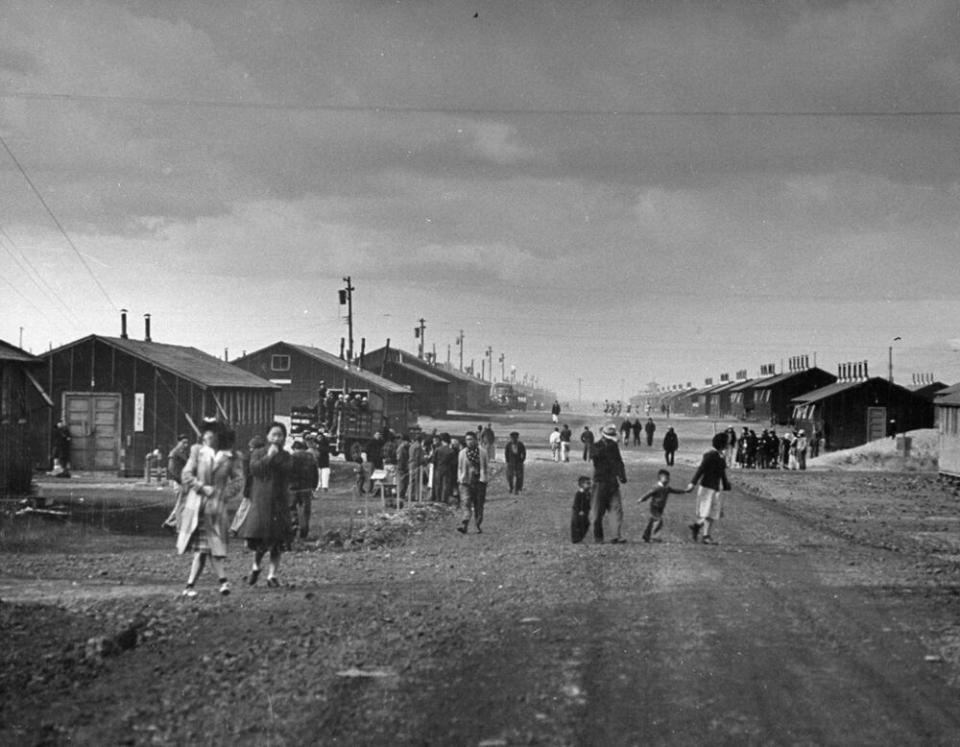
top-left (339, 277), bottom-right (355, 362)
top-left (456, 330), bottom-right (464, 371)
top-left (486, 346), bottom-right (493, 382)
top-left (498, 353), bottom-right (505, 382)
top-left (414, 318), bottom-right (426, 358)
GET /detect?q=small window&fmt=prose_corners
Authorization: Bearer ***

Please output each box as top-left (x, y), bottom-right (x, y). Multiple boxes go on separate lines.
top-left (271, 354), bottom-right (291, 372)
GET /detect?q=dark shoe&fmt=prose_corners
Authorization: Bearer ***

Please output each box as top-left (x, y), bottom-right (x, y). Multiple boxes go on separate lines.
top-left (610, 538), bottom-right (626, 544)
top-left (219, 581), bottom-right (231, 596)
top-left (642, 535), bottom-right (650, 543)
top-left (247, 569), bottom-right (260, 586)
top-left (456, 525), bottom-right (467, 534)
top-left (266, 577), bottom-right (280, 588)
top-left (689, 523), bottom-right (701, 542)
top-left (701, 536), bottom-right (717, 545)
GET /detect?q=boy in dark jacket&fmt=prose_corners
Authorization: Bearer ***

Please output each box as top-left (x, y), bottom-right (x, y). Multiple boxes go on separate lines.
top-left (570, 475), bottom-right (592, 543)
top-left (638, 469), bottom-right (691, 542)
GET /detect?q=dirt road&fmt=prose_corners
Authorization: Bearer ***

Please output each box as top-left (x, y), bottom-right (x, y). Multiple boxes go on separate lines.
top-left (3, 436), bottom-right (960, 745)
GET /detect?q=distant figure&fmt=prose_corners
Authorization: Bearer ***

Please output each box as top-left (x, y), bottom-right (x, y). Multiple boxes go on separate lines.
top-left (288, 440), bottom-right (318, 539)
top-left (315, 428), bottom-right (332, 491)
top-left (51, 420), bottom-right (72, 477)
top-left (620, 418), bottom-right (632, 446)
top-left (686, 432), bottom-right (731, 545)
top-left (434, 433), bottom-right (458, 505)
top-left (551, 400), bottom-right (561, 423)
top-left (504, 431), bottom-right (527, 494)
top-left (549, 427), bottom-right (562, 462)
top-left (580, 425), bottom-right (595, 461)
top-left (480, 423), bottom-right (497, 462)
top-left (644, 418), bottom-right (657, 447)
top-left (570, 475), bottom-right (592, 543)
top-left (559, 423), bottom-right (572, 462)
top-left (662, 426), bottom-right (679, 466)
top-left (631, 417), bottom-right (642, 446)
top-left (408, 434), bottom-right (425, 501)
top-left (795, 429), bottom-right (809, 470)
top-left (724, 427), bottom-right (737, 467)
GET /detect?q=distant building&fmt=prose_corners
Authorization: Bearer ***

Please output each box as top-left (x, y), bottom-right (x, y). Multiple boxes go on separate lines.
top-left (361, 346), bottom-right (450, 416)
top-left (792, 376), bottom-right (935, 452)
top-left (935, 385), bottom-right (960, 479)
top-left (751, 367), bottom-right (837, 425)
top-left (231, 342), bottom-right (417, 435)
top-left (0, 340), bottom-right (52, 494)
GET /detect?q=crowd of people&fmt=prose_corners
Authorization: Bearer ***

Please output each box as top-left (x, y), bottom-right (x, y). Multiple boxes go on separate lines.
top-left (160, 412), bottom-right (755, 596)
top-left (724, 425), bottom-right (821, 470)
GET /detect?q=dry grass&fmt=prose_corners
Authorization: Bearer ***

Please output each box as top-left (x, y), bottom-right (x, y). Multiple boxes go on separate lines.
top-left (810, 429), bottom-right (939, 472)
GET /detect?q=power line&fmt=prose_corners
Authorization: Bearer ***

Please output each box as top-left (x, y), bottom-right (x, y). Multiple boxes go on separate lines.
top-left (0, 132), bottom-right (117, 311)
top-left (0, 226), bottom-right (83, 327)
top-left (3, 90), bottom-right (960, 118)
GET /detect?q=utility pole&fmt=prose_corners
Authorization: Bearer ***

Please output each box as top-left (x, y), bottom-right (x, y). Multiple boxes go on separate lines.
top-left (498, 353), bottom-right (505, 382)
top-left (486, 346), bottom-right (493, 382)
top-left (456, 330), bottom-right (464, 371)
top-left (414, 318), bottom-right (426, 358)
top-left (339, 277), bottom-right (355, 362)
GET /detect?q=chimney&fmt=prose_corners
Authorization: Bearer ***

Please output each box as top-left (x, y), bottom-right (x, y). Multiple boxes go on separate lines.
top-left (144, 313), bottom-right (152, 342)
top-left (120, 309), bottom-right (129, 339)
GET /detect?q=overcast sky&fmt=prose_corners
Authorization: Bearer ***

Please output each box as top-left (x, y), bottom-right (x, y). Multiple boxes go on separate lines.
top-left (3, 0), bottom-right (960, 402)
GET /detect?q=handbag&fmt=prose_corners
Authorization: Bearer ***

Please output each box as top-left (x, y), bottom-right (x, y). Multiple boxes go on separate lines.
top-left (175, 488), bottom-right (203, 554)
top-left (230, 496), bottom-right (251, 535)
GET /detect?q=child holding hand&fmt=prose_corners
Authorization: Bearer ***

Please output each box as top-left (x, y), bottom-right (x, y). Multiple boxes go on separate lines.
top-left (638, 469), bottom-right (691, 542)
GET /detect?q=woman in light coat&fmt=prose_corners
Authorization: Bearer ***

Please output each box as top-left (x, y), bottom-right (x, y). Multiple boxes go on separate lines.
top-left (177, 420), bottom-right (244, 597)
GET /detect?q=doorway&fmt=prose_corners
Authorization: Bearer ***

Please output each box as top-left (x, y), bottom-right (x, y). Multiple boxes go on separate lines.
top-left (64, 393), bottom-right (121, 470)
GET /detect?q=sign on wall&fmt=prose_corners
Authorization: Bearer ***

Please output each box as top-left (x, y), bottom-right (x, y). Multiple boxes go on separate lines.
top-left (134, 392), bottom-right (145, 432)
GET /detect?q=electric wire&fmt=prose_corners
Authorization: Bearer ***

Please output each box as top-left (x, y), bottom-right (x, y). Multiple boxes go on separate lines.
top-left (0, 226), bottom-right (84, 327)
top-left (0, 132), bottom-right (117, 311)
top-left (3, 90), bottom-right (960, 119)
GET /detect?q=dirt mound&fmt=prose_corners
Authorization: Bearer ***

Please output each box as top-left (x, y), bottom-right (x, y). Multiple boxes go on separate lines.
top-left (810, 429), bottom-right (939, 472)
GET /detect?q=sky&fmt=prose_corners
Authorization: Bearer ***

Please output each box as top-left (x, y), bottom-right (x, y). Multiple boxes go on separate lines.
top-left (3, 0), bottom-right (960, 403)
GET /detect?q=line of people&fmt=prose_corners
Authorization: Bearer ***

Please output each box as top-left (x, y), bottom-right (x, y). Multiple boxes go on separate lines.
top-left (727, 425), bottom-right (818, 470)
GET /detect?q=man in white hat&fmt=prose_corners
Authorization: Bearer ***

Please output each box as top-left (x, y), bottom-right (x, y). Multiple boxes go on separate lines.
top-left (589, 423), bottom-right (628, 543)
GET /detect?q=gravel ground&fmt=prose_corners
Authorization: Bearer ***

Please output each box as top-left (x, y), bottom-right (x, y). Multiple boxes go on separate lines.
top-left (2, 417), bottom-right (960, 745)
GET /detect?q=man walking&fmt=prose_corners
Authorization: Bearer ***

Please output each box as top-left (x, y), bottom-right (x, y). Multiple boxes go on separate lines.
top-left (580, 425), bottom-right (594, 461)
top-left (644, 418), bottom-right (657, 447)
top-left (589, 423), bottom-right (628, 544)
top-left (457, 431), bottom-right (489, 534)
top-left (504, 431), bottom-right (527, 494)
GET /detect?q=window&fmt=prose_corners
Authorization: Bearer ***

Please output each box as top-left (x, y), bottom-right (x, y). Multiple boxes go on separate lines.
top-left (271, 355), bottom-right (290, 372)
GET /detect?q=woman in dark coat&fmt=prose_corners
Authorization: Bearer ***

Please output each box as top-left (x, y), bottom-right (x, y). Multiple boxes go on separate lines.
top-left (237, 422), bottom-right (292, 587)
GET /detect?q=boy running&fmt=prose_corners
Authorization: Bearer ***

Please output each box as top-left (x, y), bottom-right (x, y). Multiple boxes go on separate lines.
top-left (638, 469), bottom-right (691, 542)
